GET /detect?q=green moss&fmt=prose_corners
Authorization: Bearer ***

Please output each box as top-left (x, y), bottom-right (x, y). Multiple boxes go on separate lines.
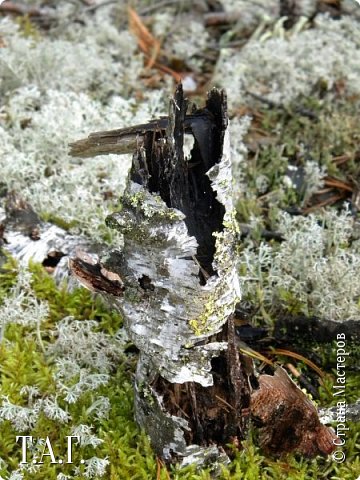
top-left (236, 95), bottom-right (360, 228)
top-left (0, 254), bottom-right (18, 304)
top-left (276, 286), bottom-right (308, 316)
top-left (40, 213), bottom-right (79, 232)
top-left (236, 197), bottom-right (263, 225)
top-left (0, 256), bottom-right (359, 478)
top-left (27, 262), bottom-right (121, 333)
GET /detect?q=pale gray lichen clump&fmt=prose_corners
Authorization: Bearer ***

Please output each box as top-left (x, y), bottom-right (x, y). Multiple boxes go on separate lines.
top-left (152, 11), bottom-right (210, 72)
top-left (301, 161), bottom-right (327, 206)
top-left (0, 9), bottom-right (169, 243)
top-left (221, 0), bottom-right (279, 36)
top-left (0, 266), bottom-right (48, 340)
top-left (215, 14), bottom-right (360, 106)
top-left (239, 207), bottom-right (360, 322)
top-left (0, 269), bottom-right (119, 477)
top-left (0, 5), bottom-right (140, 97)
top-left (0, 0), bottom-right (209, 266)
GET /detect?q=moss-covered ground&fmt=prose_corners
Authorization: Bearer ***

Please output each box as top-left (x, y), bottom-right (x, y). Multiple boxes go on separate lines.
top-left (1, 2), bottom-right (360, 479)
top-left (0, 254), bottom-right (359, 479)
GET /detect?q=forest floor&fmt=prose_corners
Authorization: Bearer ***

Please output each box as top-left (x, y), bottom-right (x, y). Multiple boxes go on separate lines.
top-left (0, 1), bottom-right (359, 479)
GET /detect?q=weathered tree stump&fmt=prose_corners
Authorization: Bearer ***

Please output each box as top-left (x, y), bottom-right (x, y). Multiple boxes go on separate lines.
top-left (69, 85), bottom-right (337, 469)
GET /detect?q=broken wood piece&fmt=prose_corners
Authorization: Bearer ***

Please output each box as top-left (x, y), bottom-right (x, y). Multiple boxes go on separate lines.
top-left (69, 117), bottom-right (174, 158)
top-left (68, 112), bottom-right (218, 160)
top-left (69, 130), bottom-right (143, 158)
top-left (251, 367), bottom-right (337, 456)
top-left (0, 191), bottom-right (94, 283)
top-left (0, 1), bottom-right (44, 17)
top-left (4, 190), bottom-right (40, 240)
top-left (69, 85), bottom-right (337, 469)
top-left (204, 11), bottom-right (241, 27)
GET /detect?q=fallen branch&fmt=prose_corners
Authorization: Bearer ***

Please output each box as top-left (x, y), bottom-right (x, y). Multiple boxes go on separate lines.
top-left (0, 1), bottom-right (44, 16)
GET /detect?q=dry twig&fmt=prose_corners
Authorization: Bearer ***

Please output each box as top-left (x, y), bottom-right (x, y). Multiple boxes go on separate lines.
top-left (128, 7), bottom-right (182, 82)
top-left (0, 1), bottom-right (43, 16)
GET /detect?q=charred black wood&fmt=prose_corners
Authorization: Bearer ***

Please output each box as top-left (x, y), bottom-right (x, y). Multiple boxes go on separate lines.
top-left (69, 85), bottom-right (338, 468)
top-left (275, 315), bottom-right (360, 343)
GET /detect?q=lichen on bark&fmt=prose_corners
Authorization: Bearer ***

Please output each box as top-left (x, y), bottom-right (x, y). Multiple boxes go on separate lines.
top-left (69, 85), bottom-right (337, 469)
top-left (70, 85), bottom-right (248, 466)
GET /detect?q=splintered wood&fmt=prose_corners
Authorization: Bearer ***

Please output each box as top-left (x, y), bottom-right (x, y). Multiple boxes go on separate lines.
top-left (69, 85), bottom-right (337, 469)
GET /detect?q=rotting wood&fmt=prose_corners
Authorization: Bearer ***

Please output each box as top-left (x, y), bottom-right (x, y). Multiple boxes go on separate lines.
top-left (251, 366), bottom-right (336, 456)
top-left (0, 191), bottom-right (93, 282)
top-left (0, 1), bottom-right (44, 17)
top-left (69, 85), bottom-right (337, 469)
